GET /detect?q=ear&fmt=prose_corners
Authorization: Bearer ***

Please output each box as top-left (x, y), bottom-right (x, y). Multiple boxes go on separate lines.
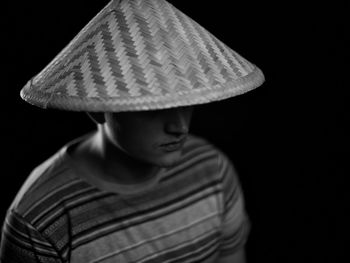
top-left (86, 112), bottom-right (105, 125)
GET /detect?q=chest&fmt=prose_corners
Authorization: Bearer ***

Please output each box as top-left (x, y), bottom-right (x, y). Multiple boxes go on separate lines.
top-left (70, 193), bottom-right (223, 263)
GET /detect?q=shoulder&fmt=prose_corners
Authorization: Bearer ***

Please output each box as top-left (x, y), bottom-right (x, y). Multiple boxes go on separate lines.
top-left (182, 134), bottom-right (218, 155)
top-left (182, 134), bottom-right (234, 168)
top-left (10, 147), bottom-right (83, 223)
top-left (181, 135), bottom-right (240, 186)
top-left (173, 134), bottom-right (235, 180)
top-left (181, 134), bottom-right (218, 163)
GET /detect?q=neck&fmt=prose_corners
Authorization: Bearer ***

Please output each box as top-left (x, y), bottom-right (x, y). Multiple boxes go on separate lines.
top-left (88, 126), bottom-right (160, 185)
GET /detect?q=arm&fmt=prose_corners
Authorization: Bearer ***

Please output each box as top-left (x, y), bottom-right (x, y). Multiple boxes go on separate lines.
top-left (216, 153), bottom-right (251, 263)
top-left (0, 210), bottom-right (63, 263)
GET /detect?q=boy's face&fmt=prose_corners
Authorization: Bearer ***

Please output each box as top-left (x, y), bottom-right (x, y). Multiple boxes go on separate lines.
top-left (104, 106), bottom-right (193, 168)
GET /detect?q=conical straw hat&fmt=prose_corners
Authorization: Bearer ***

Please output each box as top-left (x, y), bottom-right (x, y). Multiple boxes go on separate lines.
top-left (20, 0), bottom-right (265, 112)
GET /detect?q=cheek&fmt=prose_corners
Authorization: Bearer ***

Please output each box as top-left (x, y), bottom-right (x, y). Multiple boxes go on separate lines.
top-left (118, 129), bottom-right (158, 155)
top-left (106, 114), bottom-right (164, 156)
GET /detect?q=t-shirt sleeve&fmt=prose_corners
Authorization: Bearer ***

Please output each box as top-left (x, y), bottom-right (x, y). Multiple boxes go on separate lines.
top-left (217, 152), bottom-right (251, 257)
top-left (0, 210), bottom-right (62, 263)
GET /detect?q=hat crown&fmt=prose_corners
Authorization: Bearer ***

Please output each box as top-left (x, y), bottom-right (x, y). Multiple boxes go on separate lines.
top-left (21, 0), bottom-right (264, 111)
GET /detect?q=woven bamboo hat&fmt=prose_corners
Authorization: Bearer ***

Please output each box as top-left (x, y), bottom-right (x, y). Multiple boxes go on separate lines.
top-left (20, 0), bottom-right (264, 112)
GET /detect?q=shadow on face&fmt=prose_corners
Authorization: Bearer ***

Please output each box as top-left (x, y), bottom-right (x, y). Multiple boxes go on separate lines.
top-left (88, 106), bottom-right (194, 167)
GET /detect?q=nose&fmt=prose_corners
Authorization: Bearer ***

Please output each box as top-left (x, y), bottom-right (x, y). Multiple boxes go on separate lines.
top-left (164, 107), bottom-right (192, 136)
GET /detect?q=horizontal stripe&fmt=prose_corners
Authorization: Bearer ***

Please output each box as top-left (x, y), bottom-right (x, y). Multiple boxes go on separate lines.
top-left (90, 211), bottom-right (220, 262)
top-left (41, 172), bottom-right (221, 246)
top-left (2, 223), bottom-right (60, 259)
top-left (30, 139), bottom-right (219, 232)
top-left (71, 186), bottom-right (222, 249)
top-left (139, 229), bottom-right (220, 263)
top-left (162, 144), bottom-right (217, 182)
top-left (5, 135), bottom-right (249, 263)
top-left (38, 158), bottom-right (222, 251)
top-left (4, 224), bottom-right (52, 253)
top-left (24, 178), bottom-right (87, 219)
top-left (221, 217), bottom-right (250, 252)
top-left (33, 189), bottom-right (110, 229)
top-left (5, 212), bottom-right (55, 250)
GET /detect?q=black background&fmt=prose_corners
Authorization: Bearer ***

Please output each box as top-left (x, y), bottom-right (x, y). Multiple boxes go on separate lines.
top-left (3, 0), bottom-right (349, 262)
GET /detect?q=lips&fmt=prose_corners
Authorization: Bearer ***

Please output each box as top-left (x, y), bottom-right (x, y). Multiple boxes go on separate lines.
top-left (160, 137), bottom-right (187, 152)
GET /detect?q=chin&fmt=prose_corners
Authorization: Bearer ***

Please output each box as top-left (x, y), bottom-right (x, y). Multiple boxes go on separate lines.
top-left (152, 152), bottom-right (183, 168)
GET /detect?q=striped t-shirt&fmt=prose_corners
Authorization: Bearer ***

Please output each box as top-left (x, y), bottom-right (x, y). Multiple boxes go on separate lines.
top-left (1, 134), bottom-right (250, 263)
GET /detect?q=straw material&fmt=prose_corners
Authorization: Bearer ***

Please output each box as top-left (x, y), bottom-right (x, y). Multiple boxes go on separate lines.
top-left (20, 0), bottom-right (265, 112)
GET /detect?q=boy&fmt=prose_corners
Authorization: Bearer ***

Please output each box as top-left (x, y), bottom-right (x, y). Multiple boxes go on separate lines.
top-left (1, 0), bottom-right (264, 262)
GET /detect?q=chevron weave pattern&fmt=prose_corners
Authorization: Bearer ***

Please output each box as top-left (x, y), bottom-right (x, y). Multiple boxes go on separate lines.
top-left (20, 0), bottom-right (264, 112)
